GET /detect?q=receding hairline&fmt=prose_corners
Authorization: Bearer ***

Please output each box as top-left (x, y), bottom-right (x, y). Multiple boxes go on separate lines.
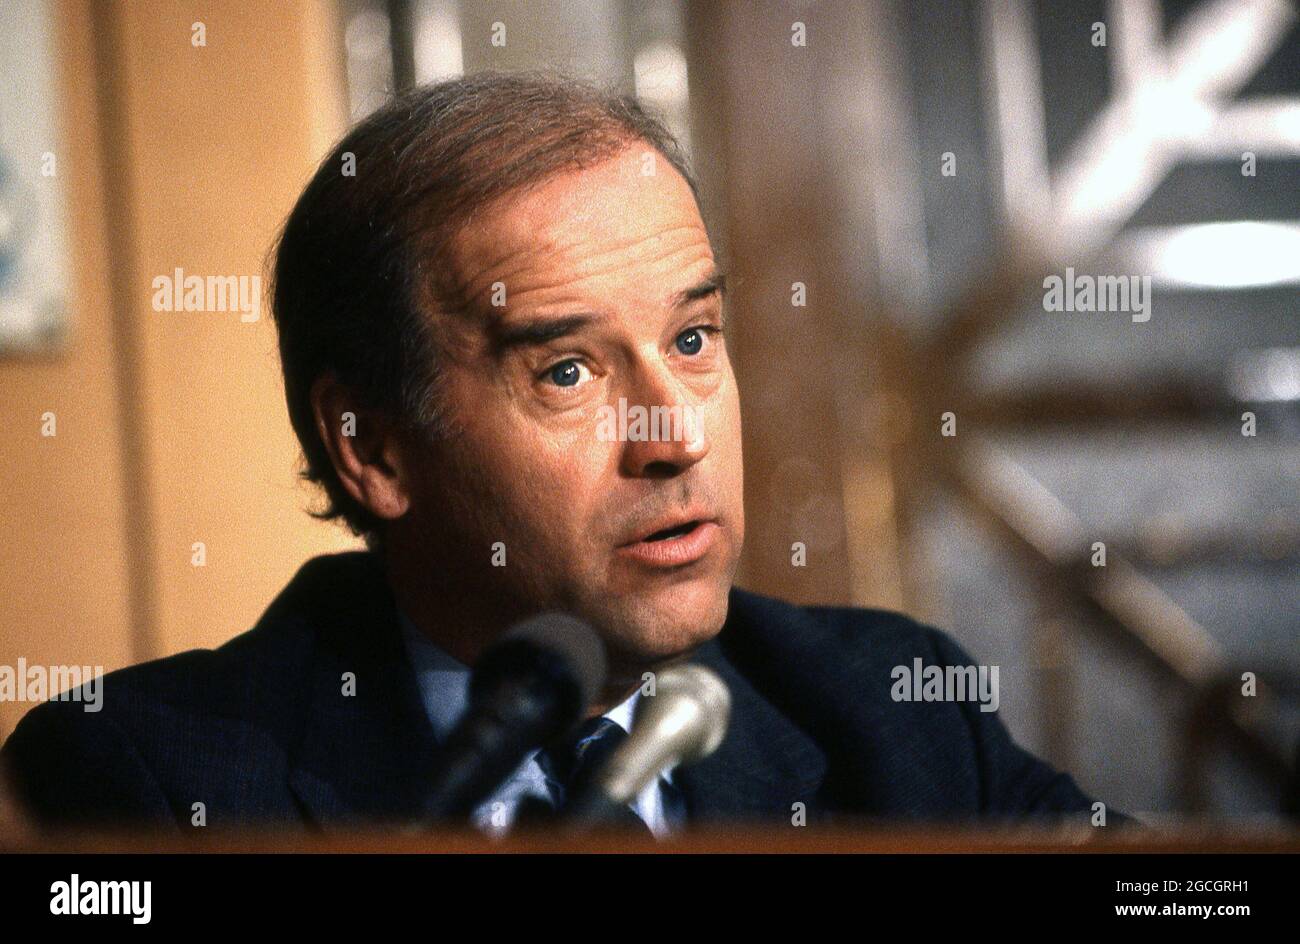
top-left (417, 137), bottom-right (712, 328)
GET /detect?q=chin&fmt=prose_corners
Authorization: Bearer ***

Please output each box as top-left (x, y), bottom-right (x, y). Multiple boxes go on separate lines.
top-left (595, 571), bottom-right (732, 674)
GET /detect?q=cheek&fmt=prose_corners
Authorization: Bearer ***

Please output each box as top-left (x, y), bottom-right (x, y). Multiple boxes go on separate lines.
top-left (478, 420), bottom-right (608, 542)
top-left (448, 362), bottom-right (606, 519)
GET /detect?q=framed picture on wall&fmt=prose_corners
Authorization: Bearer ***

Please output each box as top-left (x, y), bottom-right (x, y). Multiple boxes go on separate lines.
top-left (0, 0), bottom-right (69, 356)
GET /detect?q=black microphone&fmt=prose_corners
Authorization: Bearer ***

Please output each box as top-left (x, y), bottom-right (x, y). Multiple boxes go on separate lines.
top-left (419, 612), bottom-right (606, 825)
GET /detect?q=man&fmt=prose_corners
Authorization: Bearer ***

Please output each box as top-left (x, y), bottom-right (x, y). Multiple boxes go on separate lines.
top-left (2, 72), bottom-right (1124, 836)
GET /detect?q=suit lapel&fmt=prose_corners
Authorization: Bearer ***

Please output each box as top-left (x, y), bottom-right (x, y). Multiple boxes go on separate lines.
top-left (673, 629), bottom-right (829, 823)
top-left (285, 553), bottom-right (441, 829)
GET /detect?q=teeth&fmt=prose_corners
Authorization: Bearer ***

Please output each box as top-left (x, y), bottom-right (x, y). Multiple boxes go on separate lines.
top-left (646, 521), bottom-right (696, 542)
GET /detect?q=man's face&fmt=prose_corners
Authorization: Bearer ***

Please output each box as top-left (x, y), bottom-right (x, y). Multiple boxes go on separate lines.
top-left (398, 145), bottom-right (744, 682)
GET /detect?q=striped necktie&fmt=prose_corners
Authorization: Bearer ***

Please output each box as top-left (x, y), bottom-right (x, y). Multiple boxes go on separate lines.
top-left (536, 716), bottom-right (654, 835)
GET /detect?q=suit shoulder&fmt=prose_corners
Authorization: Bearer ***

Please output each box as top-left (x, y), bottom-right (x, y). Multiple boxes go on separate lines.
top-left (1, 552), bottom-right (378, 827)
top-left (2, 582), bottom-right (319, 783)
top-left (726, 586), bottom-right (960, 669)
top-left (63, 613), bottom-right (313, 716)
top-left (723, 587), bottom-right (1106, 818)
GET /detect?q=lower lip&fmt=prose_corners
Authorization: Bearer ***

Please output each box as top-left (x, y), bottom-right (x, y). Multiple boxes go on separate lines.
top-left (617, 521), bottom-right (720, 568)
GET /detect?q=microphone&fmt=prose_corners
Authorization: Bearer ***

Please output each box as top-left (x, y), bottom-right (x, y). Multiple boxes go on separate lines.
top-left (563, 663), bottom-right (731, 829)
top-left (419, 612), bottom-right (606, 825)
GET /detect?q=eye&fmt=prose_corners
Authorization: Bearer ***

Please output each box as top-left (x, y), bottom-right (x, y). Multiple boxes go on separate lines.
top-left (542, 358), bottom-right (592, 388)
top-left (675, 325), bottom-right (719, 356)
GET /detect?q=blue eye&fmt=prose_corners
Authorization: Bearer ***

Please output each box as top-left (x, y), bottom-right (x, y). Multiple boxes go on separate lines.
top-left (676, 329), bottom-right (704, 355)
top-left (548, 361), bottom-right (580, 386)
top-left (545, 359), bottom-right (586, 387)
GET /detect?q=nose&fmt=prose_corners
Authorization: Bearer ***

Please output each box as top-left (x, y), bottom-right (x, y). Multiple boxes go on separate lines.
top-left (617, 362), bottom-right (710, 479)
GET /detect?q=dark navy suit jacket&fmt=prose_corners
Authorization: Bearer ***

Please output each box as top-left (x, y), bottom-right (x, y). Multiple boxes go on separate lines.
top-left (1, 551), bottom-right (1117, 830)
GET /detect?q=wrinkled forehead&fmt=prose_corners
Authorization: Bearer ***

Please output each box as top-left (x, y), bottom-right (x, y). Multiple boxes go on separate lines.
top-left (445, 148), bottom-right (711, 320)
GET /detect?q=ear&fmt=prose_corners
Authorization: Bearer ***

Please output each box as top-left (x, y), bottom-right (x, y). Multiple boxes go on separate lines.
top-left (309, 373), bottom-right (411, 521)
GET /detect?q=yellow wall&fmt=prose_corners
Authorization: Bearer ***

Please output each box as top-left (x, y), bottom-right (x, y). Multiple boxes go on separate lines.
top-left (0, 0), bottom-right (362, 740)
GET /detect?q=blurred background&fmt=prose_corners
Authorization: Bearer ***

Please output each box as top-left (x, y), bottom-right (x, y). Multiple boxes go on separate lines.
top-left (1, 0), bottom-right (1296, 825)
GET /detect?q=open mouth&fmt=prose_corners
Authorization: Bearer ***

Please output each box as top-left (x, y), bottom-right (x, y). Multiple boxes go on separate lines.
top-left (618, 517), bottom-right (719, 566)
top-left (642, 520), bottom-right (701, 542)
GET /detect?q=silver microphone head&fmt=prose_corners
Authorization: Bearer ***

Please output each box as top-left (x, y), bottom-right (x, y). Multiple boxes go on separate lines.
top-left (595, 663), bottom-right (731, 805)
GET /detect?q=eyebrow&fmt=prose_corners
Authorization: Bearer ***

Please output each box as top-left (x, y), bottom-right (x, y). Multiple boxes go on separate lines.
top-left (491, 314), bottom-right (595, 352)
top-left (670, 269), bottom-right (727, 308)
top-left (489, 269), bottom-right (727, 353)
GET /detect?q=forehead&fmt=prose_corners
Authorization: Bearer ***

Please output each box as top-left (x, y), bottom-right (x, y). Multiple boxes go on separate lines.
top-left (448, 147), bottom-right (713, 311)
